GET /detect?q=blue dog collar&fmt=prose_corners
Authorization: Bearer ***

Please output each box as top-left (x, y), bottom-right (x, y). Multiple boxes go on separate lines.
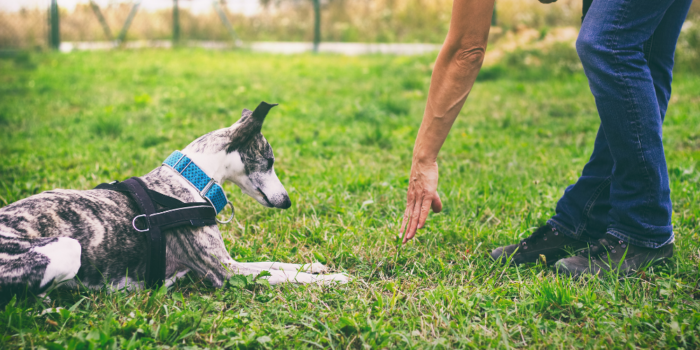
top-left (162, 150), bottom-right (230, 216)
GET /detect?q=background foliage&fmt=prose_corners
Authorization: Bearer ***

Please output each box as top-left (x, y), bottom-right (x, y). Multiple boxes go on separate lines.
top-left (2, 0), bottom-right (699, 46)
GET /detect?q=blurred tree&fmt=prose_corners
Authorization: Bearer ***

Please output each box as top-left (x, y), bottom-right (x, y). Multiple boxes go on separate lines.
top-left (261, 0), bottom-right (322, 51)
top-left (173, 0), bottom-right (180, 44)
top-left (214, 0), bottom-right (241, 44)
top-left (492, 1), bottom-right (497, 26)
top-left (49, 0), bottom-right (60, 49)
top-left (312, 0), bottom-right (320, 51)
top-left (89, 0), bottom-right (114, 41)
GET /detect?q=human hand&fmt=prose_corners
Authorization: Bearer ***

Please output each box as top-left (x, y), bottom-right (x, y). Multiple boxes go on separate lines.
top-left (399, 159), bottom-right (443, 243)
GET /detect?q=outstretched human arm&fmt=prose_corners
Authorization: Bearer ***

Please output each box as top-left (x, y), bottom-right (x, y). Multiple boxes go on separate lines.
top-left (399, 0), bottom-right (494, 243)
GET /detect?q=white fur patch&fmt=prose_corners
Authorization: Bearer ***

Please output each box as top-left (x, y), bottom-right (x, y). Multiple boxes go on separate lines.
top-left (238, 261), bottom-right (329, 274)
top-left (226, 261), bottom-right (349, 285)
top-left (254, 169), bottom-right (289, 207)
top-left (264, 270), bottom-right (350, 285)
top-left (34, 237), bottom-right (82, 288)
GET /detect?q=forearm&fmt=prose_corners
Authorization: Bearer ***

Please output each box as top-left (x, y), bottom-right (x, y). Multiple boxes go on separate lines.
top-left (413, 0), bottom-right (494, 163)
top-left (414, 46), bottom-right (485, 162)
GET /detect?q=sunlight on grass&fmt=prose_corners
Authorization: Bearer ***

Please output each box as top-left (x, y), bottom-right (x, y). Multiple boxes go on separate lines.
top-left (0, 50), bottom-right (699, 348)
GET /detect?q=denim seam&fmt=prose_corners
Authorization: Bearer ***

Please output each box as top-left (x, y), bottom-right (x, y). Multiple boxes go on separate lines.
top-left (607, 229), bottom-right (674, 249)
top-left (578, 176), bottom-right (612, 236)
top-left (607, 0), bottom-right (656, 227)
top-left (646, 32), bottom-right (655, 61)
top-left (547, 218), bottom-right (578, 239)
top-left (548, 218), bottom-right (598, 244)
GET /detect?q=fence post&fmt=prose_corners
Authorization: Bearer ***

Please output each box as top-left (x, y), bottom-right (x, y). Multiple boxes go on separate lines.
top-left (312, 0), bottom-right (320, 52)
top-left (173, 0), bottom-right (180, 45)
top-left (491, 1), bottom-right (497, 26)
top-left (49, 0), bottom-right (60, 50)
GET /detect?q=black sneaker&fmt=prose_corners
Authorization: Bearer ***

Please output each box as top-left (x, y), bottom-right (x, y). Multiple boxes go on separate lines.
top-left (555, 234), bottom-right (673, 278)
top-left (490, 224), bottom-right (589, 265)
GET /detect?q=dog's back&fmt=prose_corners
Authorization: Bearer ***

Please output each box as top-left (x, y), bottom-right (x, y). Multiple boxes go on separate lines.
top-left (0, 188), bottom-right (148, 295)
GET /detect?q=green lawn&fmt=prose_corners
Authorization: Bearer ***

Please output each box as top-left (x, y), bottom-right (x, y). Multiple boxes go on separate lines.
top-left (1, 50), bottom-right (699, 349)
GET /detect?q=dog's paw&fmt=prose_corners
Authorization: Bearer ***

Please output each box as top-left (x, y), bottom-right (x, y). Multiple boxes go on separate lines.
top-left (301, 262), bottom-right (329, 274)
top-left (315, 273), bottom-right (351, 285)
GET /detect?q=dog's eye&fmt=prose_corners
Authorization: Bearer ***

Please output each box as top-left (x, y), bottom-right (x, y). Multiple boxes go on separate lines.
top-left (267, 158), bottom-right (274, 169)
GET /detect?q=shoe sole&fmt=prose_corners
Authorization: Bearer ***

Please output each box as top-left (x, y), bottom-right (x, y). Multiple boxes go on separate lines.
top-left (554, 257), bottom-right (672, 279)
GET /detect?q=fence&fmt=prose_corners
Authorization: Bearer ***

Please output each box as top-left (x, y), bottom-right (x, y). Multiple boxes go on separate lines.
top-left (2, 0), bottom-right (698, 51)
top-left (0, 0), bottom-right (246, 50)
top-left (1, 0), bottom-right (591, 51)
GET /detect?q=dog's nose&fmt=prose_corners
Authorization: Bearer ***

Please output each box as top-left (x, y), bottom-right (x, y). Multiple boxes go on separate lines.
top-left (277, 195), bottom-right (292, 209)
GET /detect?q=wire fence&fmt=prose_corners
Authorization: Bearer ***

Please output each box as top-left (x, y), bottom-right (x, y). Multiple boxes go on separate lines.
top-left (2, 0), bottom-right (698, 52)
top-left (0, 0), bottom-right (251, 50)
top-left (1, 0), bottom-right (590, 51)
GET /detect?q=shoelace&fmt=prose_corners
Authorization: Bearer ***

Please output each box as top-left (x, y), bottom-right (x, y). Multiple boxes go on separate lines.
top-left (520, 226), bottom-right (558, 250)
top-left (578, 238), bottom-right (628, 259)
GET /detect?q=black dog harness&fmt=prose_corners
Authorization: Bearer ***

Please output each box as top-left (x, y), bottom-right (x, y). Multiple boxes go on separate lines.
top-left (96, 152), bottom-right (234, 288)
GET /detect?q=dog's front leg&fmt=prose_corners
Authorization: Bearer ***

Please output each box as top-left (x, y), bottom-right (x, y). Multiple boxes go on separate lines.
top-left (218, 258), bottom-right (349, 285)
top-left (225, 264), bottom-right (350, 285)
top-left (202, 249), bottom-right (351, 286)
top-left (264, 269), bottom-right (350, 285)
top-left (236, 261), bottom-right (329, 274)
top-left (169, 227), bottom-right (349, 287)
top-left (167, 227), bottom-right (237, 288)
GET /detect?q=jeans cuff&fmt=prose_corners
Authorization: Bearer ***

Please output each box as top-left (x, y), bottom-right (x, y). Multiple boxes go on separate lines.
top-left (546, 219), bottom-right (594, 243)
top-left (606, 229), bottom-right (675, 249)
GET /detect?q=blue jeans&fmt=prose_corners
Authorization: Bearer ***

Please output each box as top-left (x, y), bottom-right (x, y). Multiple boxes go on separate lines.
top-left (548, 0), bottom-right (692, 248)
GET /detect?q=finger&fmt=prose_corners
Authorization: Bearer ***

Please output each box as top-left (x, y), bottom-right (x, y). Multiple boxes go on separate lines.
top-left (401, 208), bottom-right (412, 244)
top-left (416, 196), bottom-right (433, 229)
top-left (399, 206), bottom-right (411, 240)
top-left (431, 192), bottom-right (443, 213)
top-left (404, 193), bottom-right (424, 243)
top-left (399, 183), bottom-right (416, 239)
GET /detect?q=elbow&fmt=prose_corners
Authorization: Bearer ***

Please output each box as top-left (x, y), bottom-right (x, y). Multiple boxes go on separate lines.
top-left (449, 46), bottom-right (486, 69)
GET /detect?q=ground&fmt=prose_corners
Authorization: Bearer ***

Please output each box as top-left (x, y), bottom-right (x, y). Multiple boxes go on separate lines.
top-left (0, 50), bottom-right (699, 348)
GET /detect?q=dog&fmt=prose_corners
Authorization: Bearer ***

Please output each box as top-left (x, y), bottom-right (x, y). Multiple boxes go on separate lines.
top-left (0, 102), bottom-right (348, 300)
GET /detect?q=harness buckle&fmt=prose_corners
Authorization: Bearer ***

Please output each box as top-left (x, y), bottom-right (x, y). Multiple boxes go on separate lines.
top-left (216, 201), bottom-right (235, 224)
top-left (132, 214), bottom-right (150, 232)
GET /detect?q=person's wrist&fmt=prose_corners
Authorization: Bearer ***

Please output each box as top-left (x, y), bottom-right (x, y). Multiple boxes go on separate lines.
top-left (412, 153), bottom-right (437, 166)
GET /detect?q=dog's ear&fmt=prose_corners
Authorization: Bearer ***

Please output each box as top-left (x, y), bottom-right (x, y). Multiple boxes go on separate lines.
top-left (251, 101), bottom-right (277, 124)
top-left (233, 108), bottom-right (253, 127)
top-left (227, 102), bottom-right (277, 152)
top-left (234, 102), bottom-right (277, 131)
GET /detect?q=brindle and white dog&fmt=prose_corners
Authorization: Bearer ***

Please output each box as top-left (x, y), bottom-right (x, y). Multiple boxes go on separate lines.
top-left (0, 102), bottom-right (348, 300)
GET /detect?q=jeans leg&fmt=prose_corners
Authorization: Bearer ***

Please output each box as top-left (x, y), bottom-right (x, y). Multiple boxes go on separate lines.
top-left (645, 0), bottom-right (693, 121)
top-left (548, 126), bottom-right (612, 241)
top-left (575, 0), bottom-right (690, 248)
top-left (550, 0), bottom-right (693, 244)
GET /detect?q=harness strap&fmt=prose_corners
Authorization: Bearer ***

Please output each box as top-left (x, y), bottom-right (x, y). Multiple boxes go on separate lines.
top-left (95, 177), bottom-right (217, 288)
top-left (123, 178), bottom-right (164, 288)
top-left (147, 206), bottom-right (217, 230)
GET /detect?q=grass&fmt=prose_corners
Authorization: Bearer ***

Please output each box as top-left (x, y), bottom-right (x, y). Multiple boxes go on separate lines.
top-left (1, 49), bottom-right (699, 348)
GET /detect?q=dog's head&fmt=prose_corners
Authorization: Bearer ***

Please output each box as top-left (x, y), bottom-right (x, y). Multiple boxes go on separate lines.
top-left (182, 102), bottom-right (291, 209)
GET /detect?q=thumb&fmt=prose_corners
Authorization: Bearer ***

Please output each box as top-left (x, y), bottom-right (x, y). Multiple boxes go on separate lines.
top-left (431, 193), bottom-right (443, 213)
